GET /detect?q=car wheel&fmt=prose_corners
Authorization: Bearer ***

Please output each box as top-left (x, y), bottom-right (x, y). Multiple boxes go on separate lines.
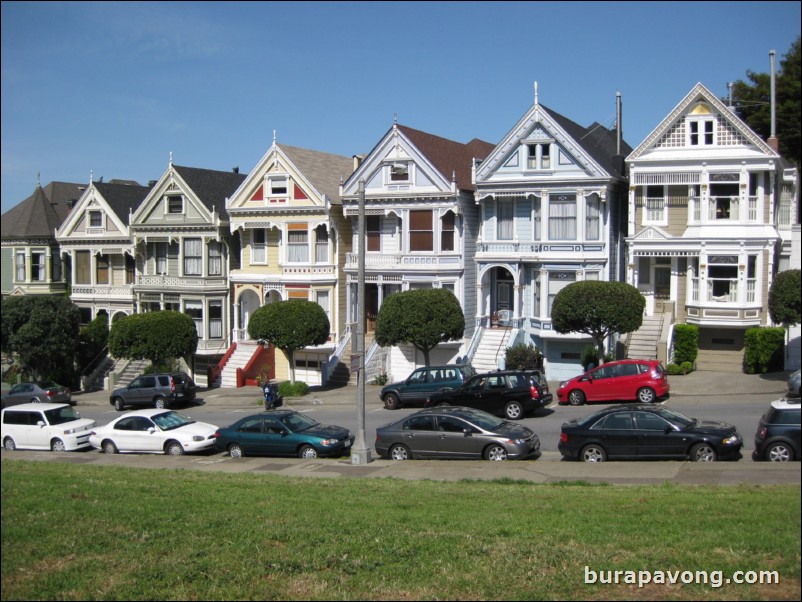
top-left (568, 390), bottom-right (585, 406)
top-left (102, 440), bottom-right (119, 454)
top-left (113, 397), bottom-right (125, 411)
top-left (766, 442), bottom-right (793, 462)
top-left (484, 444), bottom-right (508, 461)
top-left (154, 397), bottom-right (167, 410)
top-left (690, 443), bottom-right (717, 462)
top-left (581, 444), bottom-right (606, 462)
top-left (384, 393), bottom-right (400, 410)
top-left (31, 397), bottom-right (42, 403)
top-left (228, 443), bottom-right (244, 459)
top-left (51, 439), bottom-right (66, 452)
top-left (637, 387), bottom-right (656, 403)
top-left (165, 441), bottom-right (184, 456)
top-left (3, 437), bottom-right (16, 451)
top-left (504, 402), bottom-right (524, 420)
top-left (389, 444), bottom-right (411, 461)
top-left (298, 444), bottom-right (318, 459)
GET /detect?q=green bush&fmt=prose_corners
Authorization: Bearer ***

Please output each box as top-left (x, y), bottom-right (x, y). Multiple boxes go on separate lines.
top-left (743, 327), bottom-right (785, 374)
top-left (580, 344), bottom-right (599, 371)
top-left (504, 343), bottom-right (544, 371)
top-left (666, 363), bottom-right (684, 375)
top-left (680, 361), bottom-right (693, 374)
top-left (672, 324), bottom-right (699, 365)
top-left (278, 380), bottom-right (309, 398)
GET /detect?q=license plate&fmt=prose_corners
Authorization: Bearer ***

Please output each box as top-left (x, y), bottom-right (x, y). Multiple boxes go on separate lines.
top-left (344, 440), bottom-right (351, 447)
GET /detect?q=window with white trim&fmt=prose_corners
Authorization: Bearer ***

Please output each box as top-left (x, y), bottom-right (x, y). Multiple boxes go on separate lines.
top-left (166, 196), bottom-right (184, 214)
top-left (548, 194), bottom-right (576, 240)
top-left (15, 251), bottom-right (25, 282)
top-left (497, 201), bottom-right (513, 240)
top-left (409, 210), bottom-right (433, 252)
top-left (688, 118), bottom-right (714, 146)
top-left (251, 229), bottom-right (266, 264)
top-left (645, 185), bottom-right (665, 223)
top-left (267, 175), bottom-right (288, 197)
top-left (441, 212), bottom-right (455, 251)
top-left (287, 229), bottom-right (309, 263)
top-left (208, 240), bottom-right (222, 276)
top-left (209, 301), bottom-right (223, 339)
top-left (184, 301), bottom-right (203, 336)
top-left (88, 210), bottom-right (103, 228)
top-left (183, 238), bottom-right (203, 276)
top-left (389, 163), bottom-right (409, 182)
top-left (586, 196), bottom-right (600, 240)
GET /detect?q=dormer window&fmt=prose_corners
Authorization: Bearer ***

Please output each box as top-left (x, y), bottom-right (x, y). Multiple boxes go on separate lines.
top-left (167, 196), bottom-right (184, 214)
top-left (687, 103), bottom-right (715, 146)
top-left (88, 210), bottom-right (103, 228)
top-left (268, 176), bottom-right (288, 196)
top-left (527, 143), bottom-right (552, 169)
top-left (390, 163), bottom-right (409, 182)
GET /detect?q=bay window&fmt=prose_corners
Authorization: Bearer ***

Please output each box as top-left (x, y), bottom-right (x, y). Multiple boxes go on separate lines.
top-left (409, 210), bottom-right (433, 252)
top-left (548, 194), bottom-right (577, 240)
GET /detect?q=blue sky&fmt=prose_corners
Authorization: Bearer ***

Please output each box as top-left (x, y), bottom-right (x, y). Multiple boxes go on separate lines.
top-left (2, 1), bottom-right (800, 214)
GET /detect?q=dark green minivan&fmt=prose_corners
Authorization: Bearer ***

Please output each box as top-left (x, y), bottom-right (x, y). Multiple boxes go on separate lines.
top-left (380, 364), bottom-right (476, 410)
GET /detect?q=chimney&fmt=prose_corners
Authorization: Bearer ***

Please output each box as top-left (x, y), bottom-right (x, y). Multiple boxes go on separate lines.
top-left (353, 154), bottom-right (365, 170)
top-left (767, 49), bottom-right (779, 153)
top-left (232, 166), bottom-right (239, 174)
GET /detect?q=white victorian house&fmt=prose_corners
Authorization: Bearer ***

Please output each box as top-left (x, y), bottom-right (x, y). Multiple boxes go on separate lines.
top-left (473, 87), bottom-right (631, 380)
top-left (625, 82), bottom-right (799, 370)
top-left (341, 123), bottom-right (495, 380)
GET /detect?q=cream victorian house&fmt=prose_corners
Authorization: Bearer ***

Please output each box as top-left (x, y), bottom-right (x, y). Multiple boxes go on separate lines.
top-left (225, 140), bottom-right (354, 386)
top-left (625, 83), bottom-right (799, 370)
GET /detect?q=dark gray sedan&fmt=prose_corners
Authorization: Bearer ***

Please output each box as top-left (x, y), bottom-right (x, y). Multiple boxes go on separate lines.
top-left (375, 406), bottom-right (540, 461)
top-left (1, 382), bottom-right (72, 408)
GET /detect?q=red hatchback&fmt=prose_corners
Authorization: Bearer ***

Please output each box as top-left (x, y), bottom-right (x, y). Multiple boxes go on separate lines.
top-left (557, 359), bottom-right (669, 406)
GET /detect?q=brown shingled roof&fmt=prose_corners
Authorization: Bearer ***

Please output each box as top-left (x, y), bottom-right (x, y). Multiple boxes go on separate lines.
top-left (1, 181), bottom-right (85, 240)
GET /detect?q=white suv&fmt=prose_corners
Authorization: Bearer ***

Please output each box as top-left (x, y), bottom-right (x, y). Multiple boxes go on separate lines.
top-left (1, 403), bottom-right (96, 452)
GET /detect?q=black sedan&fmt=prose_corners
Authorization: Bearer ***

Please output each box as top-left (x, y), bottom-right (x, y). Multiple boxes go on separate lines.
top-left (375, 406), bottom-right (540, 461)
top-left (558, 404), bottom-right (743, 462)
top-left (214, 410), bottom-right (354, 459)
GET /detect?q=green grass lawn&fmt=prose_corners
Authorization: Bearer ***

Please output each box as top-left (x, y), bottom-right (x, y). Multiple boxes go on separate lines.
top-left (1, 460), bottom-right (799, 600)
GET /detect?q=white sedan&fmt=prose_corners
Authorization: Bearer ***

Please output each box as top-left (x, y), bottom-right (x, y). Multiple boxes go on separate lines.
top-left (89, 409), bottom-right (218, 455)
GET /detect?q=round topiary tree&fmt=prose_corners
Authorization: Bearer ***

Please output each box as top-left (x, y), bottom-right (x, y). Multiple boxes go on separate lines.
top-left (768, 269), bottom-right (801, 327)
top-left (109, 310), bottom-right (198, 368)
top-left (551, 281), bottom-right (645, 364)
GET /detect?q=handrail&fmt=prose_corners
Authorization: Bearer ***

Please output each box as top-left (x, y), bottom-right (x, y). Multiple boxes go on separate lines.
top-left (79, 345), bottom-right (110, 377)
top-left (208, 342), bottom-right (236, 388)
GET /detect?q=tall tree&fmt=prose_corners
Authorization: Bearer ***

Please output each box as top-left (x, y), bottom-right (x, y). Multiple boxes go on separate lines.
top-left (108, 311), bottom-right (198, 368)
top-left (374, 288), bottom-right (465, 367)
top-left (730, 36), bottom-right (800, 166)
top-left (551, 281), bottom-right (645, 363)
top-left (247, 300), bottom-right (330, 384)
top-left (768, 269), bottom-right (801, 327)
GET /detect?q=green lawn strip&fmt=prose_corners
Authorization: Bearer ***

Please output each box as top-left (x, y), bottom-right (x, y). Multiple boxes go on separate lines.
top-left (1, 460), bottom-right (799, 600)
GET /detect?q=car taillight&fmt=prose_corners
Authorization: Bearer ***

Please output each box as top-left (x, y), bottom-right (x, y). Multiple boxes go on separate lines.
top-left (559, 432), bottom-right (568, 443)
top-left (46, 390), bottom-right (55, 398)
top-left (214, 431), bottom-right (220, 438)
top-left (530, 386), bottom-right (539, 400)
top-left (171, 378), bottom-right (176, 392)
top-left (757, 427), bottom-right (768, 441)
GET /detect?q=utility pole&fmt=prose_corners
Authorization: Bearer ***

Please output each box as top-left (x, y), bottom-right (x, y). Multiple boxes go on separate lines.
top-left (351, 178), bottom-right (372, 464)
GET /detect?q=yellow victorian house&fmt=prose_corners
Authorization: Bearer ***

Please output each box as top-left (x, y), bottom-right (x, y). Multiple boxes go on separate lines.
top-left (223, 137), bottom-right (354, 386)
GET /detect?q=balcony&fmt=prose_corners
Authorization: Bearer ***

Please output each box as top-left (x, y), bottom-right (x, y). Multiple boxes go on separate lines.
top-left (71, 285), bottom-right (135, 301)
top-left (135, 275), bottom-right (227, 289)
top-left (345, 253), bottom-right (462, 271)
top-left (686, 277), bottom-right (761, 325)
top-left (476, 241), bottom-right (606, 258)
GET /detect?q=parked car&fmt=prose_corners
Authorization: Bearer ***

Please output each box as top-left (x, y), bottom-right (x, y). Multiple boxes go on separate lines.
top-left (109, 372), bottom-right (196, 411)
top-left (753, 399), bottom-right (801, 462)
top-left (556, 359), bottom-right (669, 405)
top-left (1, 403), bottom-right (95, 451)
top-left (89, 409), bottom-right (218, 455)
top-left (375, 406), bottom-right (540, 461)
top-left (786, 369), bottom-right (801, 399)
top-left (214, 410), bottom-right (354, 459)
top-left (380, 364), bottom-right (476, 410)
top-left (558, 404), bottom-right (742, 462)
top-left (424, 370), bottom-right (552, 419)
top-left (1, 381), bottom-right (72, 408)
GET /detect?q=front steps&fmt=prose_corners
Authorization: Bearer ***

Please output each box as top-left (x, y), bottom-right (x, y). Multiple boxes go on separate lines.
top-left (471, 328), bottom-right (512, 373)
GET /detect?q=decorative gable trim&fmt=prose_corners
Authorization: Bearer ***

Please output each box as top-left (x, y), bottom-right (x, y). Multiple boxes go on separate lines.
top-left (632, 225), bottom-right (672, 241)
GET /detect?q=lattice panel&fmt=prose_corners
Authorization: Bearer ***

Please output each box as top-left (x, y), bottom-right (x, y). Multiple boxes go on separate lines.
top-left (655, 117), bottom-right (686, 148)
top-left (716, 115), bottom-right (748, 146)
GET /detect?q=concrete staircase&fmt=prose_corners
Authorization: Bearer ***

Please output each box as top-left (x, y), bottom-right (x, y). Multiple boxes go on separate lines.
top-left (219, 342), bottom-right (260, 388)
top-left (471, 328), bottom-right (512, 373)
top-left (111, 358), bottom-right (151, 389)
top-left (695, 349), bottom-right (743, 373)
top-left (626, 314), bottom-right (663, 360)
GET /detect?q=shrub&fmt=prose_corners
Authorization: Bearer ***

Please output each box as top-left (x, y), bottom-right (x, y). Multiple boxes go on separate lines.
top-left (680, 361), bottom-right (694, 374)
top-left (666, 363), bottom-right (684, 375)
top-left (672, 324), bottom-right (699, 365)
top-left (580, 344), bottom-right (599, 371)
top-left (743, 327), bottom-right (785, 374)
top-left (278, 380), bottom-right (309, 398)
top-left (504, 343), bottom-right (543, 371)
top-left (373, 371), bottom-right (389, 386)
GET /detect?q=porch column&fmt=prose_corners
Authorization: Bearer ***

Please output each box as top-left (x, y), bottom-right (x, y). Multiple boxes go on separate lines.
top-left (513, 284), bottom-right (523, 324)
top-left (233, 297), bottom-right (240, 343)
top-left (539, 269), bottom-right (548, 318)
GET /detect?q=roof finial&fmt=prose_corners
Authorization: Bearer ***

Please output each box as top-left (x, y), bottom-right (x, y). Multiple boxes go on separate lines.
top-left (394, 112), bottom-right (398, 125)
top-left (273, 129), bottom-right (277, 145)
top-left (36, 171), bottom-right (41, 187)
top-left (90, 170), bottom-right (94, 184)
top-left (169, 151), bottom-right (173, 166)
top-left (534, 81), bottom-right (539, 106)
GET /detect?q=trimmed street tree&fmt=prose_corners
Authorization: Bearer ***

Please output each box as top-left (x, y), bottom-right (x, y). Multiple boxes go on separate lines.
top-left (247, 299), bottom-right (330, 384)
top-left (374, 288), bottom-right (465, 367)
top-left (551, 281), bottom-right (645, 363)
top-left (768, 269), bottom-right (801, 327)
top-left (1, 295), bottom-right (81, 384)
top-left (109, 311), bottom-right (198, 368)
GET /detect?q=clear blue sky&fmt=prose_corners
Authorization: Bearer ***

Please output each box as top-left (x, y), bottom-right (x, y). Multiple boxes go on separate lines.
top-left (2, 1), bottom-right (800, 214)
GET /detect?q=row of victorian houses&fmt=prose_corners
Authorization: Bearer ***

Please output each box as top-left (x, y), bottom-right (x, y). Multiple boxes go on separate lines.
top-left (2, 83), bottom-right (800, 388)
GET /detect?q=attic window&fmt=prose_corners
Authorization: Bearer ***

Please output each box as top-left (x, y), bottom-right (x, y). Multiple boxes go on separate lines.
top-left (688, 118), bottom-right (715, 146)
top-left (267, 175), bottom-right (288, 197)
top-left (88, 210), bottom-right (103, 228)
top-left (390, 163), bottom-right (409, 182)
top-left (527, 143), bottom-right (551, 169)
top-left (167, 196), bottom-right (184, 214)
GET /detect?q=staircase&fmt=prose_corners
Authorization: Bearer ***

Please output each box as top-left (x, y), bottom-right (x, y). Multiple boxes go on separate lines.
top-left (84, 356), bottom-right (115, 391)
top-left (471, 328), bottom-right (512, 373)
top-left (112, 359), bottom-right (151, 389)
top-left (626, 314), bottom-right (663, 360)
top-left (218, 342), bottom-right (260, 388)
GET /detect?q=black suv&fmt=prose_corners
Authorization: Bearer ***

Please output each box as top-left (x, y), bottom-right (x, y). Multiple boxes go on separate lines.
top-left (109, 372), bottom-right (197, 411)
top-left (753, 399), bottom-right (801, 462)
top-left (424, 370), bottom-right (552, 420)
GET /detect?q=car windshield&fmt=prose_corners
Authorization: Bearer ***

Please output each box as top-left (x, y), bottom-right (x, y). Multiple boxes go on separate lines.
top-left (43, 406), bottom-right (81, 425)
top-left (452, 408), bottom-right (505, 430)
top-left (656, 407), bottom-right (695, 428)
top-left (152, 411), bottom-right (195, 431)
top-left (279, 412), bottom-right (319, 432)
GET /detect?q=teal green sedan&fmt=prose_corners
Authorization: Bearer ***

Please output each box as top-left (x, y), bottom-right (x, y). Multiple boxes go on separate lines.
top-left (214, 410), bottom-right (354, 459)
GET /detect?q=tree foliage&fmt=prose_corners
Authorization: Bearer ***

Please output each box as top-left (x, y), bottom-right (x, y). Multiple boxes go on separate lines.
top-left (768, 269), bottom-right (801, 327)
top-left (730, 36), bottom-right (800, 166)
top-left (551, 281), bottom-right (645, 362)
top-left (247, 300), bottom-right (330, 384)
top-left (374, 288), bottom-right (464, 367)
top-left (1, 295), bottom-right (81, 384)
top-left (109, 311), bottom-right (198, 367)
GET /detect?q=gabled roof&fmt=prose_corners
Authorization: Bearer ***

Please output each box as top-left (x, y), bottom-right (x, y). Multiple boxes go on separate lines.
top-left (92, 181), bottom-right (151, 223)
top-left (396, 125), bottom-right (495, 191)
top-left (171, 165), bottom-right (247, 216)
top-left (279, 145), bottom-right (355, 202)
top-left (1, 181), bottom-right (85, 240)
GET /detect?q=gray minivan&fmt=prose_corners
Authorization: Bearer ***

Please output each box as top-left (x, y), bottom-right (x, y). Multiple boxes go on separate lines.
top-left (380, 364), bottom-right (476, 410)
top-left (109, 372), bottom-right (197, 411)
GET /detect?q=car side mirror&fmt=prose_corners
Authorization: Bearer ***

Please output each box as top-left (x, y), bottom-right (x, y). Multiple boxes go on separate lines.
top-left (37, 421), bottom-right (46, 428)
top-left (148, 427), bottom-right (156, 434)
top-left (463, 428), bottom-right (473, 437)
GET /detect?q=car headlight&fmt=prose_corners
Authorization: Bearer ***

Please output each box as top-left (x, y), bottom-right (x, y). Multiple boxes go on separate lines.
top-left (192, 435), bottom-right (206, 442)
top-left (320, 439), bottom-right (338, 446)
top-left (722, 435), bottom-right (740, 446)
top-left (63, 428), bottom-right (77, 435)
top-left (503, 439), bottom-right (525, 445)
